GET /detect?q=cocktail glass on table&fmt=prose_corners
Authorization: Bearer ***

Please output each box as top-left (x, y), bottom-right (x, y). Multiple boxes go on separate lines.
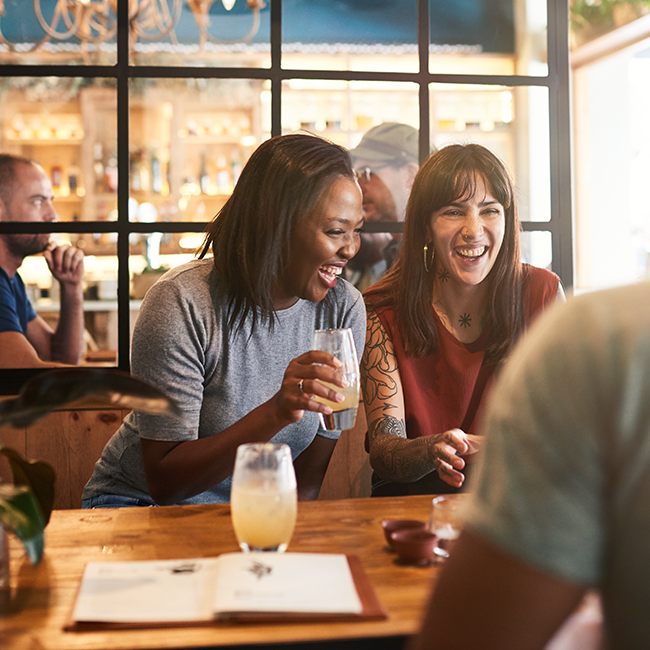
top-left (230, 443), bottom-right (297, 553)
top-left (311, 327), bottom-right (360, 431)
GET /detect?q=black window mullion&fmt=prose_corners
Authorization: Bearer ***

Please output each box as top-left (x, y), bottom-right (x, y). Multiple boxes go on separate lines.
top-left (418, 0), bottom-right (431, 166)
top-left (271, 0), bottom-right (282, 137)
top-left (547, 0), bottom-right (574, 287)
top-left (116, 0), bottom-right (131, 371)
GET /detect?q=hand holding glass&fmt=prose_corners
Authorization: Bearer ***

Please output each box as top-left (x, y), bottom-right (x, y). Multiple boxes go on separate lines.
top-left (230, 443), bottom-right (297, 553)
top-left (311, 328), bottom-right (360, 431)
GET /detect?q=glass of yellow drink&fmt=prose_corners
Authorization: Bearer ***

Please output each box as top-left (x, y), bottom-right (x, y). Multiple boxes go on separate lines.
top-left (311, 328), bottom-right (360, 431)
top-left (231, 443), bottom-right (297, 553)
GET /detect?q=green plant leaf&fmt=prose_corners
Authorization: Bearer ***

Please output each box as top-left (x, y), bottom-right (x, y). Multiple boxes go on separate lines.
top-left (0, 445), bottom-right (55, 525)
top-left (0, 368), bottom-right (182, 428)
top-left (0, 485), bottom-right (45, 565)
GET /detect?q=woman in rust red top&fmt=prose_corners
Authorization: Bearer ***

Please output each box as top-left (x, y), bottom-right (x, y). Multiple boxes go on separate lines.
top-left (361, 143), bottom-right (564, 497)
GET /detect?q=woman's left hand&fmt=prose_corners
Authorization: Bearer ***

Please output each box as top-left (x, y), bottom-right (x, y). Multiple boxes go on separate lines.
top-left (430, 428), bottom-right (470, 488)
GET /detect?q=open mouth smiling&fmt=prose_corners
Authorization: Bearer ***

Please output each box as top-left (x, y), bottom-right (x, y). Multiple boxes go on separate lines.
top-left (455, 246), bottom-right (487, 260)
top-left (318, 264), bottom-right (343, 288)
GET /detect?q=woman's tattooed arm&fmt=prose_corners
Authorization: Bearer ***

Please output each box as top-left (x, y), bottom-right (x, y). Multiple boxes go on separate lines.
top-left (361, 309), bottom-right (466, 485)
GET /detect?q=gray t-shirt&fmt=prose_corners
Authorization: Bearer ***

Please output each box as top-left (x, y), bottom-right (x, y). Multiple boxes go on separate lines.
top-left (83, 259), bottom-right (366, 505)
top-left (465, 281), bottom-right (650, 648)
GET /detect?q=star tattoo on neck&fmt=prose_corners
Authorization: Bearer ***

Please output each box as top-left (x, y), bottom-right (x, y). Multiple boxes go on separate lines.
top-left (438, 268), bottom-right (451, 283)
top-left (459, 313), bottom-right (472, 328)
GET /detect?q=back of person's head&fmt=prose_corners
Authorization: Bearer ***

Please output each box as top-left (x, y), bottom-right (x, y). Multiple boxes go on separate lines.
top-left (370, 143), bottom-right (523, 360)
top-left (200, 133), bottom-right (355, 331)
top-left (350, 123), bottom-right (419, 168)
top-left (0, 154), bottom-right (35, 209)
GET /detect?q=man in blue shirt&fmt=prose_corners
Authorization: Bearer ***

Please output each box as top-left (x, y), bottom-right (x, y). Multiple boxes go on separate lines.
top-left (0, 154), bottom-right (84, 368)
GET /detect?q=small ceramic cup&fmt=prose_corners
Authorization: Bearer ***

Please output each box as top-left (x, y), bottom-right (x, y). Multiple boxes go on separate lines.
top-left (381, 519), bottom-right (427, 550)
top-left (390, 529), bottom-right (437, 566)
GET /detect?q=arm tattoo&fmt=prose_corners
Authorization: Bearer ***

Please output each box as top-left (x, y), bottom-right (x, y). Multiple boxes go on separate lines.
top-left (368, 415), bottom-right (406, 444)
top-left (368, 416), bottom-right (437, 483)
top-left (361, 310), bottom-right (399, 415)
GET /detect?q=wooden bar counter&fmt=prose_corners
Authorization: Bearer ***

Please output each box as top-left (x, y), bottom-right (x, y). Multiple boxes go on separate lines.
top-left (1, 495), bottom-right (440, 650)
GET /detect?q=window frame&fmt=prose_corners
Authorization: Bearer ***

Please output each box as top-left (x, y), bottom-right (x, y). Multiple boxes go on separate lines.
top-left (0, 0), bottom-right (572, 393)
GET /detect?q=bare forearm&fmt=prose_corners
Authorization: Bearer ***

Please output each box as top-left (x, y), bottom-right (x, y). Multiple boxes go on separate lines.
top-left (369, 421), bottom-right (437, 483)
top-left (51, 283), bottom-right (84, 364)
top-left (141, 400), bottom-right (291, 504)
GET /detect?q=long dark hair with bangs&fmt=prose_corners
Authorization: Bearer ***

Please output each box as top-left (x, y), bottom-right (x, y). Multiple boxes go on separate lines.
top-left (198, 133), bottom-right (355, 334)
top-left (365, 143), bottom-right (524, 362)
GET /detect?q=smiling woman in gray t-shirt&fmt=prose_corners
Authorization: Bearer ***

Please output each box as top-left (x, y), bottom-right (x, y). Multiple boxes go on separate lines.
top-left (82, 134), bottom-right (365, 507)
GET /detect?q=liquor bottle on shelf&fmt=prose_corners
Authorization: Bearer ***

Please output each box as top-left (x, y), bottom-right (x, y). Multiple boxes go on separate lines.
top-left (151, 144), bottom-right (163, 194)
top-left (51, 159), bottom-right (62, 194)
top-left (139, 150), bottom-right (150, 193)
top-left (199, 152), bottom-right (210, 194)
top-left (130, 152), bottom-right (142, 192)
top-left (68, 162), bottom-right (81, 196)
top-left (93, 143), bottom-right (105, 193)
top-left (105, 152), bottom-right (118, 193)
top-left (216, 155), bottom-right (231, 194)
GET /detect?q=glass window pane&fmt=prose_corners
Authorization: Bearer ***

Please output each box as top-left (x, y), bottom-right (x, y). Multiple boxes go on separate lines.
top-left (282, 0), bottom-right (418, 73)
top-left (282, 80), bottom-right (419, 148)
top-left (429, 0), bottom-right (548, 77)
top-left (0, 0), bottom-right (117, 65)
top-left (17, 237), bottom-right (119, 366)
top-left (430, 83), bottom-right (551, 223)
top-left (0, 77), bottom-right (117, 222)
top-left (129, 234), bottom-right (201, 338)
top-left (520, 230), bottom-right (553, 272)
top-left (129, 78), bottom-right (269, 222)
top-left (574, 44), bottom-right (650, 291)
top-left (130, 0), bottom-right (270, 68)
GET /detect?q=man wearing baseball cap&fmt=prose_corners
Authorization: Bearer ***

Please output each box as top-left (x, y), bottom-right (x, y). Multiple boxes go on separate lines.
top-left (347, 123), bottom-right (424, 290)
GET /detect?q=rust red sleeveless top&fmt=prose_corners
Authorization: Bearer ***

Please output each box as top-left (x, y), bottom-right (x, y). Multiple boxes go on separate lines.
top-left (367, 265), bottom-right (560, 443)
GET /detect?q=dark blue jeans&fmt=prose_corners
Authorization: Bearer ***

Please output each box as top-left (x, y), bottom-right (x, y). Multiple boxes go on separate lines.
top-left (81, 494), bottom-right (155, 509)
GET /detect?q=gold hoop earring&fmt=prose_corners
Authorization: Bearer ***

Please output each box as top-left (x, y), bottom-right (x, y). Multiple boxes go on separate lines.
top-left (423, 242), bottom-right (434, 273)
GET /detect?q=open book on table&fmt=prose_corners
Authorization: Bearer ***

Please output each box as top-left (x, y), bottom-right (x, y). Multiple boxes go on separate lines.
top-left (66, 552), bottom-right (386, 631)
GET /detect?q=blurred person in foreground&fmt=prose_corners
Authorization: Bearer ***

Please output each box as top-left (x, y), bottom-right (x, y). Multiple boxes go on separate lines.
top-left (361, 143), bottom-right (564, 497)
top-left (346, 123), bottom-right (421, 290)
top-left (82, 134), bottom-right (365, 508)
top-left (0, 153), bottom-right (84, 368)
top-left (410, 280), bottom-right (650, 650)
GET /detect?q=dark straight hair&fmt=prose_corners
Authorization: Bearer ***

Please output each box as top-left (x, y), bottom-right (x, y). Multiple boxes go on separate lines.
top-left (199, 133), bottom-right (355, 334)
top-left (365, 143), bottom-right (524, 362)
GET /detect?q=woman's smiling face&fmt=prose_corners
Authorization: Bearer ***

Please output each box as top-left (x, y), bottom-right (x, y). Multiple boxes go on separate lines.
top-left (273, 176), bottom-right (363, 309)
top-left (428, 174), bottom-right (505, 288)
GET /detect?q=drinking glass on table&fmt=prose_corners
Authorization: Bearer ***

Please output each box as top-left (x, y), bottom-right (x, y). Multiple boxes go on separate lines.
top-left (429, 493), bottom-right (470, 561)
top-left (230, 443), bottom-right (297, 553)
top-left (311, 328), bottom-right (360, 431)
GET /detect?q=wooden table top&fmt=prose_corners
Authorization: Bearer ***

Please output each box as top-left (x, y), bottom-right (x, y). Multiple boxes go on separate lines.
top-left (1, 495), bottom-right (440, 650)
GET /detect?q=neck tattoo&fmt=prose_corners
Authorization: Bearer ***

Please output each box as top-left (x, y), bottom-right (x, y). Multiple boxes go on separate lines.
top-left (458, 313), bottom-right (472, 328)
top-left (438, 268), bottom-right (450, 283)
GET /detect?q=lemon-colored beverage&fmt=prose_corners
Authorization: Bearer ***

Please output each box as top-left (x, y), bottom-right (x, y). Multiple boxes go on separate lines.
top-left (231, 485), bottom-right (297, 552)
top-left (312, 381), bottom-right (360, 411)
top-left (313, 381), bottom-right (359, 431)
